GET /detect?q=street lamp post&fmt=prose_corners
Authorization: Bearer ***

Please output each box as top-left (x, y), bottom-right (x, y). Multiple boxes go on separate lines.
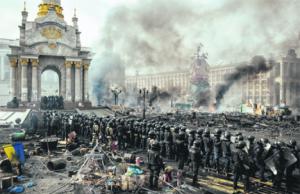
top-left (140, 88), bottom-right (148, 119)
top-left (111, 87), bottom-right (122, 105)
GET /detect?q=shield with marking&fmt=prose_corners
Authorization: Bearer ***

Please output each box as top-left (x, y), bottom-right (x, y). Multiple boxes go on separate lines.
top-left (282, 147), bottom-right (298, 168)
top-left (265, 152), bottom-right (277, 175)
top-left (265, 152), bottom-right (278, 175)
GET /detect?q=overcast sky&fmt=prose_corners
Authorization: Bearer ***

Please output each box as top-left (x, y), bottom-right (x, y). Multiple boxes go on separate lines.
top-left (1, 0), bottom-right (300, 76)
top-left (0, 0), bottom-right (137, 47)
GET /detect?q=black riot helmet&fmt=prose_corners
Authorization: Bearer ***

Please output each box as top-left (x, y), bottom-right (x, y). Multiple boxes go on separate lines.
top-left (236, 141), bottom-right (246, 149)
top-left (224, 131), bottom-right (231, 140)
top-left (261, 138), bottom-right (269, 145)
top-left (203, 129), bottom-right (210, 137)
top-left (247, 135), bottom-right (255, 142)
top-left (196, 128), bottom-right (204, 136)
top-left (193, 140), bottom-right (201, 148)
top-left (215, 128), bottom-right (222, 135)
top-left (148, 130), bottom-right (156, 139)
top-left (174, 126), bottom-right (180, 133)
top-left (237, 135), bottom-right (244, 141)
top-left (178, 132), bottom-right (186, 141)
top-left (275, 141), bottom-right (284, 148)
top-left (189, 129), bottom-right (196, 135)
top-left (290, 140), bottom-right (297, 147)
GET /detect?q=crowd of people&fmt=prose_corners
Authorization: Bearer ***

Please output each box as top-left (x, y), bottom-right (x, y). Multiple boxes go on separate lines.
top-left (40, 96), bottom-right (64, 110)
top-left (7, 97), bottom-right (19, 108)
top-left (40, 111), bottom-right (300, 193)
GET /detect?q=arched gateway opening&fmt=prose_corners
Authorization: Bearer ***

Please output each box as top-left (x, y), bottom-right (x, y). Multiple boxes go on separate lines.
top-left (41, 66), bottom-right (61, 97)
top-left (8, 0), bottom-right (92, 108)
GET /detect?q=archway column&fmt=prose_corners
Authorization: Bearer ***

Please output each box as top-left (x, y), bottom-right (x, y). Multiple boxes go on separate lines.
top-left (83, 63), bottom-right (89, 101)
top-left (9, 58), bottom-right (17, 98)
top-left (31, 58), bottom-right (39, 101)
top-left (75, 61), bottom-right (82, 102)
top-left (20, 58), bottom-right (29, 102)
top-left (65, 61), bottom-right (72, 101)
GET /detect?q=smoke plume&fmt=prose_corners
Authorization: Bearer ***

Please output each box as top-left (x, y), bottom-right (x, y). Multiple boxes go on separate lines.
top-left (90, 52), bottom-right (124, 105)
top-left (91, 0), bottom-right (300, 104)
top-left (94, 0), bottom-right (300, 75)
top-left (148, 86), bottom-right (173, 106)
top-left (215, 56), bottom-right (274, 108)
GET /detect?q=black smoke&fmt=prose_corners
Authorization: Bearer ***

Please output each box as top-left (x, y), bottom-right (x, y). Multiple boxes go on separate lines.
top-left (149, 86), bottom-right (172, 106)
top-left (215, 56), bottom-right (274, 108)
top-left (149, 86), bottom-right (159, 106)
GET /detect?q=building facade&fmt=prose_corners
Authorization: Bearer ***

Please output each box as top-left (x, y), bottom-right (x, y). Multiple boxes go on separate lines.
top-left (7, 0), bottom-right (92, 105)
top-left (0, 39), bottom-right (19, 105)
top-left (207, 52), bottom-right (300, 110)
top-left (125, 71), bottom-right (191, 95)
top-left (207, 61), bottom-right (277, 109)
top-left (277, 49), bottom-right (300, 108)
top-left (125, 50), bottom-right (300, 111)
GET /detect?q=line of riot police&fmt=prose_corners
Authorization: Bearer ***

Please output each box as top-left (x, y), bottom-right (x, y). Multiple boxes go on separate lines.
top-left (40, 96), bottom-right (64, 110)
top-left (99, 118), bottom-right (300, 193)
top-left (42, 113), bottom-right (300, 193)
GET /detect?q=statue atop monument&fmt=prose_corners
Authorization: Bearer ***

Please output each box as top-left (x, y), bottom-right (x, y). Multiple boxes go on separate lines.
top-left (38, 0), bottom-right (63, 18)
top-left (43, 0), bottom-right (61, 5)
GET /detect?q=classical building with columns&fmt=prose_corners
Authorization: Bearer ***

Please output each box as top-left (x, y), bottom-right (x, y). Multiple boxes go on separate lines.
top-left (209, 52), bottom-right (300, 111)
top-left (0, 39), bottom-right (19, 105)
top-left (125, 71), bottom-right (191, 95)
top-left (7, 0), bottom-right (92, 106)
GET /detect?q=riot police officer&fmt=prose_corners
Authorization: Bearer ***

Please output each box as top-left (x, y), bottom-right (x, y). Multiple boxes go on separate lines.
top-left (196, 128), bottom-right (205, 159)
top-left (148, 141), bottom-right (164, 189)
top-left (141, 122), bottom-right (148, 150)
top-left (203, 129), bottom-right (213, 168)
top-left (233, 141), bottom-right (250, 192)
top-left (176, 131), bottom-right (188, 170)
top-left (159, 126), bottom-right (166, 157)
top-left (117, 120), bottom-right (125, 150)
top-left (188, 129), bottom-right (196, 149)
top-left (272, 141), bottom-right (285, 191)
top-left (247, 136), bottom-right (255, 160)
top-left (255, 139), bottom-right (267, 182)
top-left (164, 126), bottom-right (173, 160)
top-left (286, 140), bottom-right (298, 193)
top-left (213, 129), bottom-right (222, 173)
top-left (189, 140), bottom-right (202, 185)
top-left (222, 131), bottom-right (232, 176)
top-left (134, 122), bottom-right (140, 148)
top-left (247, 135), bottom-right (256, 177)
top-left (128, 119), bottom-right (134, 147)
top-left (173, 126), bottom-right (180, 160)
top-left (147, 130), bottom-right (157, 150)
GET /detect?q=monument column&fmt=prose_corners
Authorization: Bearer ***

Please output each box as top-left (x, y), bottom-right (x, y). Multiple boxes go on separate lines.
top-left (9, 58), bottom-right (17, 98)
top-left (20, 58), bottom-right (28, 102)
top-left (75, 62), bottom-right (82, 102)
top-left (31, 59), bottom-right (39, 101)
top-left (83, 64), bottom-right (89, 101)
top-left (65, 61), bottom-right (72, 101)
